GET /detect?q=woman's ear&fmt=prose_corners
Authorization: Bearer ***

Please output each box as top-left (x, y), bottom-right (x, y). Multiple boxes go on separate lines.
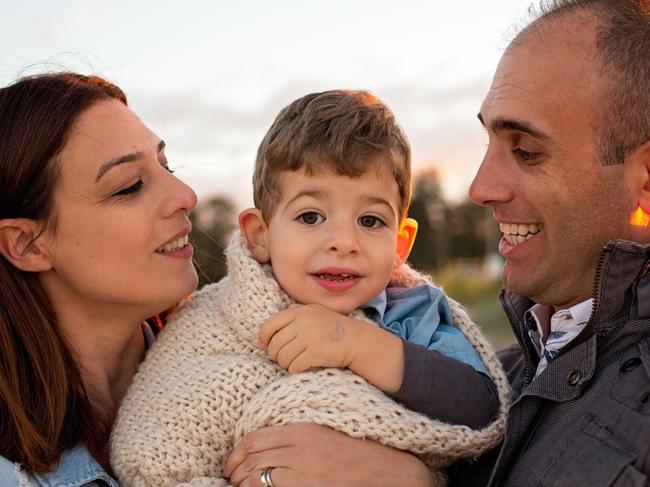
top-left (238, 208), bottom-right (270, 263)
top-left (0, 218), bottom-right (53, 272)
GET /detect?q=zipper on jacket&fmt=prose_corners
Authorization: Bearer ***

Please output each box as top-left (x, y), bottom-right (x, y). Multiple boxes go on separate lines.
top-left (589, 244), bottom-right (611, 330)
top-left (556, 243), bottom-right (612, 356)
top-left (500, 292), bottom-right (534, 386)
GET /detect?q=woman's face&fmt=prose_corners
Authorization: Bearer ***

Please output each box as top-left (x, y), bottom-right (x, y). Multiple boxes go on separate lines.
top-left (39, 99), bottom-right (198, 321)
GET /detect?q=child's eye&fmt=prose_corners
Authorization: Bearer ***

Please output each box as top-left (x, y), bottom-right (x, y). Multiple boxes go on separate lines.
top-left (114, 180), bottom-right (143, 197)
top-left (297, 212), bottom-right (324, 225)
top-left (358, 215), bottom-right (384, 228)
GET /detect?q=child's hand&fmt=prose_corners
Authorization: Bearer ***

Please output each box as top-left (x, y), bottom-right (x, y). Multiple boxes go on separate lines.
top-left (259, 304), bottom-right (364, 373)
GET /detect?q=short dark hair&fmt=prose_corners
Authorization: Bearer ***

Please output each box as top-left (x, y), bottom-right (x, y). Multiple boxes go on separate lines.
top-left (253, 89), bottom-right (412, 220)
top-left (525, 0), bottom-right (650, 165)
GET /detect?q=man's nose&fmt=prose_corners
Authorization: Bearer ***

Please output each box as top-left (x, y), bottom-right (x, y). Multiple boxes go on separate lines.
top-left (468, 151), bottom-right (514, 207)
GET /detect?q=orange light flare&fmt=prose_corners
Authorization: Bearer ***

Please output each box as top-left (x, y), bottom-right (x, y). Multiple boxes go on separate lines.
top-left (630, 205), bottom-right (650, 227)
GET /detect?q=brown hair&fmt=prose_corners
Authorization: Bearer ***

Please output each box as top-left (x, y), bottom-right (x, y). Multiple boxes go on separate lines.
top-left (524, 0), bottom-right (650, 165)
top-left (253, 89), bottom-right (412, 220)
top-left (0, 72), bottom-right (127, 472)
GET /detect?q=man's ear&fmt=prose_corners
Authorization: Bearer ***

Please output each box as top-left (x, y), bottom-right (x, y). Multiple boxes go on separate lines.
top-left (238, 208), bottom-right (270, 263)
top-left (393, 218), bottom-right (418, 268)
top-left (627, 141), bottom-right (650, 227)
top-left (0, 218), bottom-right (53, 272)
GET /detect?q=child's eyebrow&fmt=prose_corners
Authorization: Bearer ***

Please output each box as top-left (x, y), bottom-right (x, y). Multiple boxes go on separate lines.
top-left (364, 196), bottom-right (397, 213)
top-left (285, 190), bottom-right (324, 208)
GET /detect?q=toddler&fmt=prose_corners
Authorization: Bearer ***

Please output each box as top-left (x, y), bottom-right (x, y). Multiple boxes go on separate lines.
top-left (111, 90), bottom-right (509, 487)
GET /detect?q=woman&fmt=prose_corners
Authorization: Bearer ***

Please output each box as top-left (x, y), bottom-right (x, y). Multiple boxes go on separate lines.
top-left (0, 72), bottom-right (197, 485)
top-left (0, 72), bottom-right (433, 486)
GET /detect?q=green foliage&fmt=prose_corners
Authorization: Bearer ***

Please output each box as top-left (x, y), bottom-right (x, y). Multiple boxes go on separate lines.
top-left (408, 169), bottom-right (500, 272)
top-left (430, 263), bottom-right (516, 350)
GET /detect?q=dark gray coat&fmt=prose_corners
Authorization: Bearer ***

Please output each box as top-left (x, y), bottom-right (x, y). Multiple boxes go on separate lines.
top-left (451, 240), bottom-right (650, 486)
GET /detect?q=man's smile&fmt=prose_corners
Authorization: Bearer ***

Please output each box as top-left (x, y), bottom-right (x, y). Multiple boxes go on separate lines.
top-left (499, 222), bottom-right (543, 245)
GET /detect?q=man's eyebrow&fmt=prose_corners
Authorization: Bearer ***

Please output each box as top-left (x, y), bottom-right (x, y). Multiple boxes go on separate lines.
top-left (95, 140), bottom-right (166, 182)
top-left (477, 113), bottom-right (551, 141)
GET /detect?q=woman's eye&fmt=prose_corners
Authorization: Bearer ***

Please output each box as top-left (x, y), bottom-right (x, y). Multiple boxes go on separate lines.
top-left (358, 215), bottom-right (384, 228)
top-left (297, 212), bottom-right (324, 225)
top-left (114, 180), bottom-right (143, 197)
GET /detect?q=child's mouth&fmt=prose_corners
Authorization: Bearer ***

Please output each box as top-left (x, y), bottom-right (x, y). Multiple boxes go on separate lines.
top-left (316, 273), bottom-right (357, 281)
top-left (311, 270), bottom-right (362, 292)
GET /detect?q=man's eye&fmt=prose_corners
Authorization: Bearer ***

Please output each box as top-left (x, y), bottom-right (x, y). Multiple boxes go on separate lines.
top-left (358, 215), bottom-right (384, 228)
top-left (114, 180), bottom-right (143, 197)
top-left (513, 147), bottom-right (541, 162)
top-left (297, 212), bottom-right (324, 225)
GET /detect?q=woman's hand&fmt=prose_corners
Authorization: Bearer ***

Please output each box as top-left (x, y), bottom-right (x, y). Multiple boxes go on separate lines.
top-left (223, 423), bottom-right (434, 487)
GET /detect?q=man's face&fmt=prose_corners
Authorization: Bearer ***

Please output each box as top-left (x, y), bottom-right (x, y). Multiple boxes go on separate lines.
top-left (469, 20), bottom-right (636, 309)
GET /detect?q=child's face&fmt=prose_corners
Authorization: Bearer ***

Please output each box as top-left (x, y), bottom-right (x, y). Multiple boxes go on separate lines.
top-left (258, 165), bottom-right (403, 313)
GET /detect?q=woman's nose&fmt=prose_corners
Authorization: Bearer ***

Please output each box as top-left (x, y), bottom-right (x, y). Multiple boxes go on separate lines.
top-left (162, 174), bottom-right (198, 217)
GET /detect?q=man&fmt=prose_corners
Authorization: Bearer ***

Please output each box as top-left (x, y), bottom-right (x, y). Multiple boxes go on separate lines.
top-left (225, 1), bottom-right (650, 485)
top-left (451, 0), bottom-right (650, 485)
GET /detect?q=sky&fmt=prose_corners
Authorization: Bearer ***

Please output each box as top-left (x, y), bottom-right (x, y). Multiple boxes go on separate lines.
top-left (2, 0), bottom-right (534, 209)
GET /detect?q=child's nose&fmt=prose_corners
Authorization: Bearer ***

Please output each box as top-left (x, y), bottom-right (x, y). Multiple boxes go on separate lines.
top-left (327, 223), bottom-right (361, 255)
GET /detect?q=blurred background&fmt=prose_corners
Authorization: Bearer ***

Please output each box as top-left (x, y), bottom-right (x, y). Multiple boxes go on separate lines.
top-left (2, 0), bottom-right (536, 347)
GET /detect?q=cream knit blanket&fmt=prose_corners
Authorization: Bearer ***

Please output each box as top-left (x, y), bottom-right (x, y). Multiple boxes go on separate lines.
top-left (110, 232), bottom-right (510, 487)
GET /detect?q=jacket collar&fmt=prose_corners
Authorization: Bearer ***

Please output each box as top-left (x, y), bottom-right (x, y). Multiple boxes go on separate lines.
top-left (501, 239), bottom-right (650, 400)
top-left (33, 445), bottom-right (118, 487)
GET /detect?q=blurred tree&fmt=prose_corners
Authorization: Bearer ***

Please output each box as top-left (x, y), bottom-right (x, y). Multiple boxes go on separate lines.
top-left (189, 196), bottom-right (237, 288)
top-left (408, 168), bottom-right (449, 271)
top-left (408, 167), bottom-right (500, 271)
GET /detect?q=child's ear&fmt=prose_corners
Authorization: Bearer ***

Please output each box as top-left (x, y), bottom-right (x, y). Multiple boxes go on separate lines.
top-left (393, 218), bottom-right (418, 268)
top-left (238, 208), bottom-right (271, 263)
top-left (0, 218), bottom-right (53, 272)
top-left (627, 141), bottom-right (650, 227)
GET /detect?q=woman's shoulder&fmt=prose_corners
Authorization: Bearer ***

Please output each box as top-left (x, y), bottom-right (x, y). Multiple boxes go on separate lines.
top-left (0, 455), bottom-right (29, 487)
top-left (0, 446), bottom-right (118, 487)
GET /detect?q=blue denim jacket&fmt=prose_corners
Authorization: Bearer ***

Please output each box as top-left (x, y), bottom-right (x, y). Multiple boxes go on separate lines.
top-left (0, 446), bottom-right (118, 487)
top-left (362, 284), bottom-right (489, 375)
top-left (0, 323), bottom-right (154, 486)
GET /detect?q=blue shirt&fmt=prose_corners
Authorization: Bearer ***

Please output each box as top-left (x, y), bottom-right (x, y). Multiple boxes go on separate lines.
top-left (362, 285), bottom-right (489, 376)
top-left (0, 445), bottom-right (118, 487)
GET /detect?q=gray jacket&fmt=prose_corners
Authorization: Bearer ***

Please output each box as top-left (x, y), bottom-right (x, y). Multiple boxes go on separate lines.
top-left (451, 239), bottom-right (650, 486)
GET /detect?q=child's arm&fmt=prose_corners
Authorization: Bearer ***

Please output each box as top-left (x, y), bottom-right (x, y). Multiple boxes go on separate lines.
top-left (259, 303), bottom-right (404, 392)
top-left (390, 341), bottom-right (499, 429)
top-left (260, 304), bottom-right (500, 428)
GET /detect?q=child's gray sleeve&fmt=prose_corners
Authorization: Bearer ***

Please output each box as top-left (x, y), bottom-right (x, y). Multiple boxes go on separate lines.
top-left (387, 340), bottom-right (499, 429)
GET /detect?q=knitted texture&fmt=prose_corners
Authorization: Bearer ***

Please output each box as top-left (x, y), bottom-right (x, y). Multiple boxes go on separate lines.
top-left (110, 232), bottom-right (510, 486)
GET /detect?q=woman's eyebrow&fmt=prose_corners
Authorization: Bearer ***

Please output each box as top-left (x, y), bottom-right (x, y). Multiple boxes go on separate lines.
top-left (95, 152), bottom-right (141, 182)
top-left (95, 140), bottom-right (166, 182)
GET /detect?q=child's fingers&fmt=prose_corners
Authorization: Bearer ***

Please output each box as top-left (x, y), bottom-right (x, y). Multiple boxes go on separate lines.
top-left (287, 350), bottom-right (314, 374)
top-left (275, 337), bottom-right (306, 370)
top-left (259, 309), bottom-right (295, 347)
top-left (267, 325), bottom-right (298, 361)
